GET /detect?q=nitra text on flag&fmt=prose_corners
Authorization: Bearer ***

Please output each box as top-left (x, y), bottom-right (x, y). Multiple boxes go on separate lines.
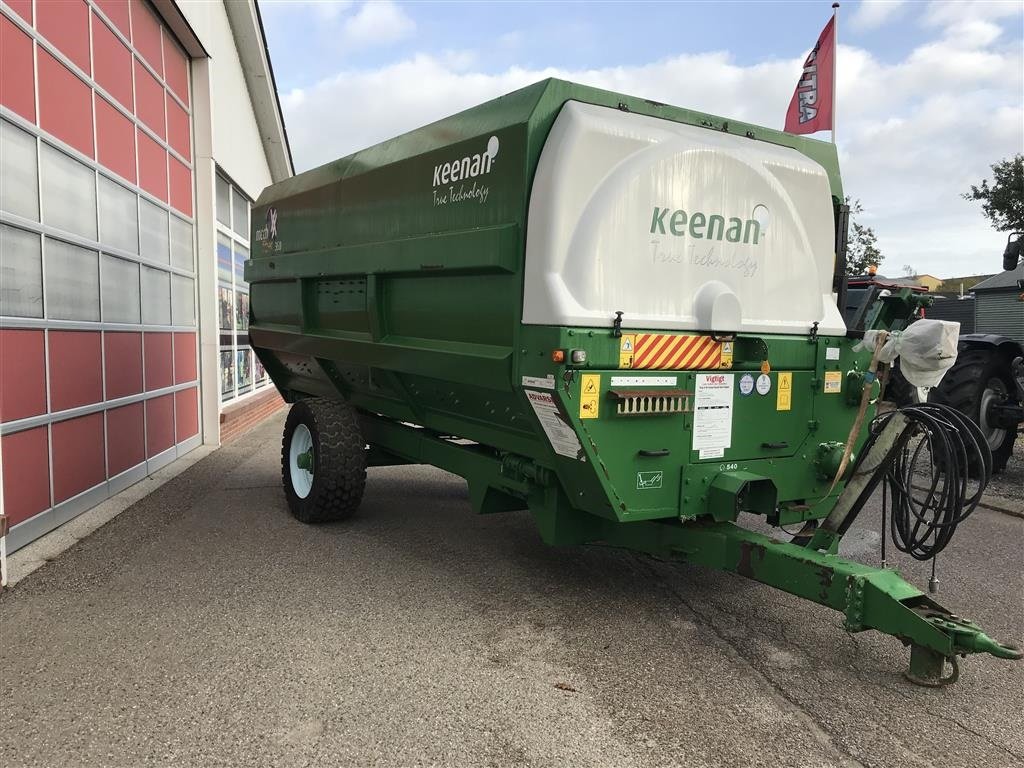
top-left (784, 16), bottom-right (835, 135)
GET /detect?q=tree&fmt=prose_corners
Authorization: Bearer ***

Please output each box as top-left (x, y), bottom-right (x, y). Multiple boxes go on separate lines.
top-left (962, 154), bottom-right (1024, 233)
top-left (844, 197), bottom-right (883, 276)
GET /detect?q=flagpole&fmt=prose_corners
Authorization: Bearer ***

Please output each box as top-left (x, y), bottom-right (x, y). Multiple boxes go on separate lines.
top-left (832, 2), bottom-right (839, 145)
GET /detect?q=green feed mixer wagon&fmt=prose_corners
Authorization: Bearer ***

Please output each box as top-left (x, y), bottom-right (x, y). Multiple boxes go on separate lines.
top-left (247, 79), bottom-right (1020, 686)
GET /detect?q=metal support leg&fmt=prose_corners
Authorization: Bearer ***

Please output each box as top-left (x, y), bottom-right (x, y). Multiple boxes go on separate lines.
top-left (905, 645), bottom-right (958, 687)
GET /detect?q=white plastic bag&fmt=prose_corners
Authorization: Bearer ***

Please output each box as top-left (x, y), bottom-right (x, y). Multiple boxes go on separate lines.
top-left (858, 320), bottom-right (960, 387)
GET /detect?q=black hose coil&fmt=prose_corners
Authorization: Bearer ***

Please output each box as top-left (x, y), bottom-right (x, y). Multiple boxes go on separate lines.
top-left (863, 403), bottom-right (992, 561)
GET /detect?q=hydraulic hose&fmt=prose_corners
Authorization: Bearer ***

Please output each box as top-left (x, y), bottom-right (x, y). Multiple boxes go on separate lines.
top-left (862, 403), bottom-right (992, 561)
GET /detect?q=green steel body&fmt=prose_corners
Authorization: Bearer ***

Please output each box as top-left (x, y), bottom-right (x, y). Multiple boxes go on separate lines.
top-left (246, 79), bottom-right (1019, 678)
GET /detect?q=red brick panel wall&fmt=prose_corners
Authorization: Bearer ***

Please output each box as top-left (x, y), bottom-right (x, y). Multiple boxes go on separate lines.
top-left (106, 402), bottom-right (145, 476)
top-left (49, 331), bottom-right (104, 412)
top-left (145, 394), bottom-right (175, 457)
top-left (173, 332), bottom-right (197, 384)
top-left (129, 0), bottom-right (163, 77)
top-left (5, 0), bottom-right (32, 24)
top-left (143, 332), bottom-right (174, 391)
top-left (220, 390), bottom-right (286, 444)
top-left (38, 49), bottom-right (95, 158)
top-left (104, 331), bottom-right (144, 399)
top-left (95, 94), bottom-right (137, 183)
top-left (51, 413), bottom-right (105, 504)
top-left (1, 14), bottom-right (37, 121)
top-left (92, 14), bottom-right (133, 111)
top-left (0, 330), bottom-right (47, 422)
top-left (175, 387), bottom-right (199, 442)
top-left (37, 0), bottom-right (91, 74)
top-left (95, 0), bottom-right (130, 38)
top-left (1, 427), bottom-right (50, 526)
top-left (0, 1), bottom-right (199, 545)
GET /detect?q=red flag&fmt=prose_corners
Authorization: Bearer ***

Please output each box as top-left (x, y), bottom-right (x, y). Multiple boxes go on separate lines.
top-left (785, 16), bottom-right (835, 135)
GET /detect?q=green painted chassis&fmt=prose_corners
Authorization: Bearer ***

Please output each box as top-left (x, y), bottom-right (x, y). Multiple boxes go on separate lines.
top-left (252, 315), bottom-right (1021, 681)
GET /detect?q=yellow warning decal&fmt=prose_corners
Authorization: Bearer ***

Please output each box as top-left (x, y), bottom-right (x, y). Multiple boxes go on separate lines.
top-left (619, 334), bottom-right (636, 369)
top-left (777, 372), bottom-right (792, 411)
top-left (720, 341), bottom-right (734, 370)
top-left (580, 373), bottom-right (601, 419)
top-left (823, 370), bottom-right (842, 394)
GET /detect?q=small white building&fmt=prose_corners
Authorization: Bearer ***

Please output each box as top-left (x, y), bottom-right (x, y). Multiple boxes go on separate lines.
top-left (0, 0), bottom-right (293, 551)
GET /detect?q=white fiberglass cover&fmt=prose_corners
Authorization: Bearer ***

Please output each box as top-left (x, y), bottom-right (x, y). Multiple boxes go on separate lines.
top-left (523, 101), bottom-right (846, 335)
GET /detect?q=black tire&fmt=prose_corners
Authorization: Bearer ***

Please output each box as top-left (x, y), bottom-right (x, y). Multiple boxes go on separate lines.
top-left (281, 398), bottom-right (366, 523)
top-left (883, 363), bottom-right (924, 407)
top-left (930, 346), bottom-right (1016, 473)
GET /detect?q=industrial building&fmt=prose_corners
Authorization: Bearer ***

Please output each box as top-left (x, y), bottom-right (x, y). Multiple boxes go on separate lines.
top-left (0, 0), bottom-right (293, 551)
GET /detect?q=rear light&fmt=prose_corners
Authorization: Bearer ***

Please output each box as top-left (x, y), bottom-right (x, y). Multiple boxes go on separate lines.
top-left (570, 349), bottom-right (588, 364)
top-left (551, 349), bottom-right (566, 363)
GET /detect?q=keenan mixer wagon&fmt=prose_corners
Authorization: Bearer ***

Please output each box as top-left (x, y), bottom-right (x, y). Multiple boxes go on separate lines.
top-left (246, 80), bottom-right (1020, 686)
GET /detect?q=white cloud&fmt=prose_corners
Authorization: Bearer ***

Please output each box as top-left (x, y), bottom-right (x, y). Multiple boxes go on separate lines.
top-left (262, 0), bottom-right (353, 22)
top-left (850, 0), bottom-right (907, 30)
top-left (342, 1), bottom-right (415, 48)
top-left (279, 15), bottom-right (1023, 277)
top-left (924, 0), bottom-right (1023, 27)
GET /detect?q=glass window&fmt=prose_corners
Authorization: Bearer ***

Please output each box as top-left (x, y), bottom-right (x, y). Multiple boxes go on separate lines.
top-left (220, 349), bottom-right (235, 399)
top-left (101, 254), bottom-right (141, 323)
top-left (0, 225), bottom-right (43, 318)
top-left (99, 176), bottom-right (139, 254)
top-left (218, 285), bottom-right (233, 330)
top-left (45, 238), bottom-right (100, 321)
top-left (254, 353), bottom-right (268, 387)
top-left (0, 119), bottom-right (39, 221)
top-left (233, 241), bottom-right (249, 289)
top-left (139, 198), bottom-right (169, 263)
top-left (216, 174), bottom-right (230, 227)
top-left (171, 274), bottom-right (195, 326)
top-left (232, 188), bottom-right (249, 238)
top-left (140, 265), bottom-right (171, 325)
top-left (40, 145), bottom-right (97, 240)
top-left (234, 290), bottom-right (249, 331)
top-left (236, 348), bottom-right (252, 393)
top-left (217, 232), bottom-right (233, 283)
top-left (216, 170), bottom-right (255, 405)
top-left (169, 215), bottom-right (194, 271)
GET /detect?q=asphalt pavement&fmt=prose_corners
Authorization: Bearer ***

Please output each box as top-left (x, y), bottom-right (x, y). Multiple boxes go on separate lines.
top-left (1, 413), bottom-right (1022, 767)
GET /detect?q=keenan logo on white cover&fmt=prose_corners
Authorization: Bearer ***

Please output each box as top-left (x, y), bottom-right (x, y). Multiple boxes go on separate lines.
top-left (650, 203), bottom-right (769, 245)
top-left (433, 136), bottom-right (499, 187)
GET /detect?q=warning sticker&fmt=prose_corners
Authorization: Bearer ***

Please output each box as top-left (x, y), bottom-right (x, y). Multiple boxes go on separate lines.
top-left (579, 373), bottom-right (601, 419)
top-left (824, 370), bottom-right (843, 394)
top-left (636, 471), bottom-right (663, 490)
top-left (525, 390), bottom-right (585, 461)
top-left (619, 334), bottom-right (636, 369)
top-left (720, 341), bottom-right (734, 369)
top-left (693, 373), bottom-right (734, 453)
top-left (777, 371), bottom-right (792, 411)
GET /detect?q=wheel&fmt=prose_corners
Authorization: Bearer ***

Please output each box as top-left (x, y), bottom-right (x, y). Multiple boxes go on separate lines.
top-left (281, 398), bottom-right (366, 522)
top-left (930, 346), bottom-right (1017, 473)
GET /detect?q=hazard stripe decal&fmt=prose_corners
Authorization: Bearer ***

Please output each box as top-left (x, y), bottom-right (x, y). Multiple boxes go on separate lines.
top-left (629, 334), bottom-right (726, 370)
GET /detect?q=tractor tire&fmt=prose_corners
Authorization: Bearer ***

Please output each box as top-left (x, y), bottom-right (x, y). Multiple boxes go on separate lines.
top-left (281, 398), bottom-right (366, 523)
top-left (883, 363), bottom-right (925, 407)
top-left (930, 347), bottom-right (1016, 473)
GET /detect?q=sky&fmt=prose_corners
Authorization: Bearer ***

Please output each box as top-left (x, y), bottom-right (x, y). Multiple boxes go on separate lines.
top-left (259, 0), bottom-right (1024, 279)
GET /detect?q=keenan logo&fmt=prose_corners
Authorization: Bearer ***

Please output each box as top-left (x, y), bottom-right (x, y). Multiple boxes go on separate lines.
top-left (433, 136), bottom-right (499, 187)
top-left (650, 204), bottom-right (768, 245)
